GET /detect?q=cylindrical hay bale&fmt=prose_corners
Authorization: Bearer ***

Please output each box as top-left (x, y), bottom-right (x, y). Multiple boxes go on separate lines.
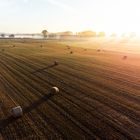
top-left (70, 51), bottom-right (73, 54)
top-left (50, 87), bottom-right (59, 94)
top-left (122, 56), bottom-right (127, 60)
top-left (54, 61), bottom-right (58, 65)
top-left (11, 106), bottom-right (23, 118)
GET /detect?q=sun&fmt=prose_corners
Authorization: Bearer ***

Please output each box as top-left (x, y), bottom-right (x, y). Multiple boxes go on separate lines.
top-left (93, 0), bottom-right (140, 36)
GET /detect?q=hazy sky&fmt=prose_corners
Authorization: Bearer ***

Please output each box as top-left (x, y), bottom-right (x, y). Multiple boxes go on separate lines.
top-left (0, 0), bottom-right (140, 34)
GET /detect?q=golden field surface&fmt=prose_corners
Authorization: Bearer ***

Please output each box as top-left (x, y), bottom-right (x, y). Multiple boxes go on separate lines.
top-left (0, 38), bottom-right (140, 139)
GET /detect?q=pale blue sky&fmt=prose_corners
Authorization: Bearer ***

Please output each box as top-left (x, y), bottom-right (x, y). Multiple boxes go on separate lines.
top-left (0, 0), bottom-right (140, 34)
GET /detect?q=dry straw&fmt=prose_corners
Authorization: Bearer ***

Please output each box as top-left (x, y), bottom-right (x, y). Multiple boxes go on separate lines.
top-left (11, 106), bottom-right (23, 118)
top-left (50, 87), bottom-right (59, 94)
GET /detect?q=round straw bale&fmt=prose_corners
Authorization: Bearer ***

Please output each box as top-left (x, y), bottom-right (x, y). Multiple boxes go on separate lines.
top-left (122, 56), bottom-right (127, 60)
top-left (50, 87), bottom-right (59, 94)
top-left (54, 61), bottom-right (58, 65)
top-left (11, 106), bottom-right (23, 118)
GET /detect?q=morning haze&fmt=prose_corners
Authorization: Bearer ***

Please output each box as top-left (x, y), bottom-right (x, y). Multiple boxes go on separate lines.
top-left (0, 0), bottom-right (140, 139)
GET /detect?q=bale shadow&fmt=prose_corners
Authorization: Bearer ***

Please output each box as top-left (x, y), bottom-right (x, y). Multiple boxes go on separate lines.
top-left (31, 64), bottom-right (57, 74)
top-left (0, 93), bottom-right (53, 130)
top-left (23, 93), bottom-right (53, 114)
top-left (0, 116), bottom-right (17, 130)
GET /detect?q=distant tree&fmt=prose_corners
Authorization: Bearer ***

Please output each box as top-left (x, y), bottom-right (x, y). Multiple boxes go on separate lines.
top-left (1, 34), bottom-right (5, 38)
top-left (78, 31), bottom-right (96, 37)
top-left (57, 31), bottom-right (73, 36)
top-left (121, 33), bottom-right (127, 38)
top-left (110, 33), bottom-right (117, 37)
top-left (98, 32), bottom-right (106, 37)
top-left (9, 34), bottom-right (15, 38)
top-left (62, 31), bottom-right (73, 36)
top-left (42, 30), bottom-right (48, 38)
top-left (129, 32), bottom-right (136, 38)
top-left (48, 33), bottom-right (57, 38)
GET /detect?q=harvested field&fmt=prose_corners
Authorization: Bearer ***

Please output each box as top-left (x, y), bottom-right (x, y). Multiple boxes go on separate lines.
top-left (0, 39), bottom-right (140, 139)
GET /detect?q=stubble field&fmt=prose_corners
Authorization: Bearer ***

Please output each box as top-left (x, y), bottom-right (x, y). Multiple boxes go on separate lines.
top-left (0, 38), bottom-right (140, 139)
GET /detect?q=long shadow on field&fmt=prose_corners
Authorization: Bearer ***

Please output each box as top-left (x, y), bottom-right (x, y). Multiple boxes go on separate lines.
top-left (31, 64), bottom-right (58, 74)
top-left (0, 93), bottom-right (53, 131)
top-left (0, 116), bottom-right (17, 130)
top-left (23, 93), bottom-right (53, 114)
